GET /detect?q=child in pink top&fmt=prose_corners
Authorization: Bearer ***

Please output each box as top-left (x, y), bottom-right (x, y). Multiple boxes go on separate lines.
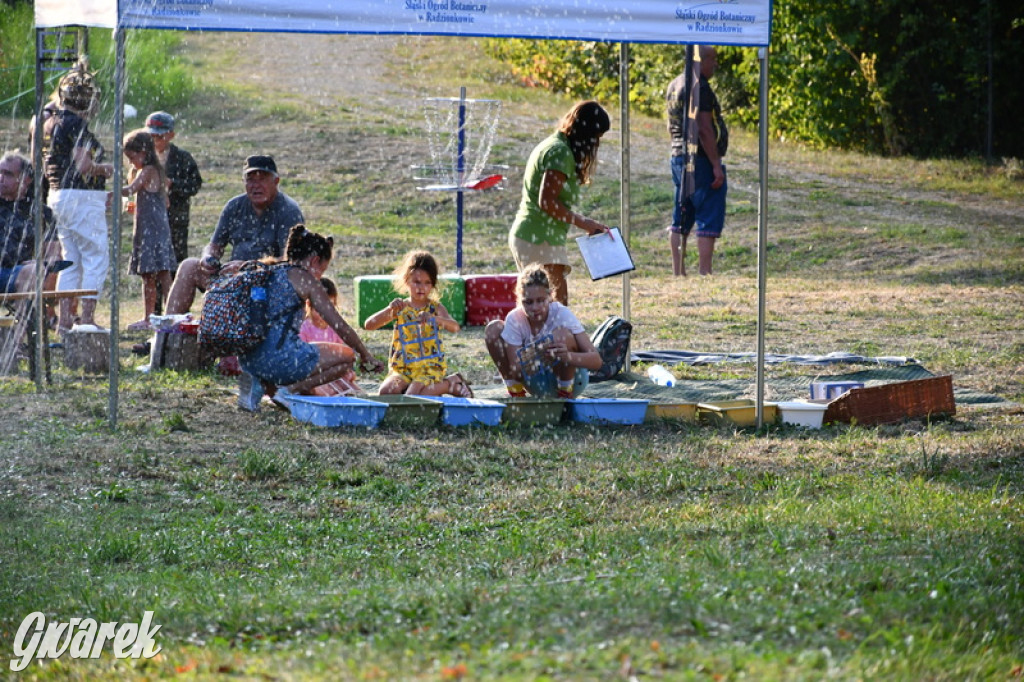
top-left (298, 277), bottom-right (363, 396)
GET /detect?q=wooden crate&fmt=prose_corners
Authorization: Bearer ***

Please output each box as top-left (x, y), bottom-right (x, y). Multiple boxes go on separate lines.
top-left (822, 375), bottom-right (955, 426)
top-left (150, 331), bottom-right (214, 371)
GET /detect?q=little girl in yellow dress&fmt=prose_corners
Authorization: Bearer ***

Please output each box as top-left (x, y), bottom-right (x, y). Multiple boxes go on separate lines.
top-left (363, 250), bottom-right (472, 397)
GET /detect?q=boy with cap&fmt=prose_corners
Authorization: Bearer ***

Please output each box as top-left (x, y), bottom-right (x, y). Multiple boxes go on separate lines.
top-left (145, 111), bottom-right (202, 265)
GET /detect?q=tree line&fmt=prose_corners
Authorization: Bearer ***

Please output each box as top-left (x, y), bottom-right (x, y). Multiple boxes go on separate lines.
top-left (484, 0), bottom-right (1024, 159)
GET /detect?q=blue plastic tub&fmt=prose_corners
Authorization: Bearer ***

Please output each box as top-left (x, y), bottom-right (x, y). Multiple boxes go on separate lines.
top-left (287, 395), bottom-right (388, 429)
top-left (566, 398), bottom-right (649, 425)
top-left (424, 396), bottom-right (505, 426)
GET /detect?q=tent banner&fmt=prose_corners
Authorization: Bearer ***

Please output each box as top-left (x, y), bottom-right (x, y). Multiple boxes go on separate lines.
top-left (108, 0), bottom-right (772, 47)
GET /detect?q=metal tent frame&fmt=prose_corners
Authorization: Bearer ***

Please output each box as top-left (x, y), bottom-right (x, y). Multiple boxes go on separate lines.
top-left (31, 3), bottom-right (773, 428)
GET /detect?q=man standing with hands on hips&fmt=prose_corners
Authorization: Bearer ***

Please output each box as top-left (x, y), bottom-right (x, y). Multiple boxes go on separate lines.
top-left (666, 45), bottom-right (728, 276)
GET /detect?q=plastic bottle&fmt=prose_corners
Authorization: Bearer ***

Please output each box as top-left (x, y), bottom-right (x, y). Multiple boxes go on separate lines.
top-left (250, 286), bottom-right (268, 330)
top-left (647, 364), bottom-right (676, 387)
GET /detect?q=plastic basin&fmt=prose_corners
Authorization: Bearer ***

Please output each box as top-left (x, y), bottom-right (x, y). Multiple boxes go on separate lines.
top-left (287, 395), bottom-right (388, 428)
top-left (566, 398), bottom-right (649, 425)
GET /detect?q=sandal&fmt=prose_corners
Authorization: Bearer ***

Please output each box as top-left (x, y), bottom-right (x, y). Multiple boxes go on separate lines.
top-left (447, 373), bottom-right (474, 398)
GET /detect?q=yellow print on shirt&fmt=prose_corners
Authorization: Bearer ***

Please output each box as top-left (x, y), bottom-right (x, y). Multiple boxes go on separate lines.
top-left (389, 303), bottom-right (447, 384)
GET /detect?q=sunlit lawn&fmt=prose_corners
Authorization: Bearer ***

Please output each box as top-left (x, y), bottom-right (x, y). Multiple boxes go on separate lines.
top-left (1, 32), bottom-right (1022, 681)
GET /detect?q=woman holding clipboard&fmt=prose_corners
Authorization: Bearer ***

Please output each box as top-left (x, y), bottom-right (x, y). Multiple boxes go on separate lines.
top-left (508, 101), bottom-right (612, 305)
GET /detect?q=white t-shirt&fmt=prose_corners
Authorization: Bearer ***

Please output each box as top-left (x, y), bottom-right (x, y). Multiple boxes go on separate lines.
top-left (500, 301), bottom-right (585, 347)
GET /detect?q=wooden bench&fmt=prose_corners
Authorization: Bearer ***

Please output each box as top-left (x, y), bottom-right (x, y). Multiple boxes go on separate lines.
top-left (0, 289), bottom-right (99, 380)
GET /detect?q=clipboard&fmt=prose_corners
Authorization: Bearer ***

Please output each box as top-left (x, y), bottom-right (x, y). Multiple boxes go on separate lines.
top-left (575, 227), bottom-right (635, 280)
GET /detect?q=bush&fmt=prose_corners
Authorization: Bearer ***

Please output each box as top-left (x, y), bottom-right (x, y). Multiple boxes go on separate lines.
top-left (483, 38), bottom-right (688, 118)
top-left (0, 1), bottom-right (38, 119)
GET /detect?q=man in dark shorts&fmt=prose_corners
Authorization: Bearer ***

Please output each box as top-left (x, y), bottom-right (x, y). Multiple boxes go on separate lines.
top-left (666, 45), bottom-right (729, 276)
top-left (164, 154), bottom-right (304, 315)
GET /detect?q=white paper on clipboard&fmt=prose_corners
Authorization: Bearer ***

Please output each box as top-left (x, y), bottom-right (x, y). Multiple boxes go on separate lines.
top-left (575, 227), bottom-right (635, 280)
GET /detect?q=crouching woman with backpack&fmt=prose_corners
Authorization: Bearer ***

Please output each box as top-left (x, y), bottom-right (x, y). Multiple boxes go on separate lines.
top-left (484, 263), bottom-right (602, 399)
top-left (237, 224), bottom-right (383, 411)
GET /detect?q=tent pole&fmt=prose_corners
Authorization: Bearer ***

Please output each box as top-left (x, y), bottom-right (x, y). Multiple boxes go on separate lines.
top-left (455, 85), bottom-right (466, 273)
top-left (755, 47), bottom-right (769, 428)
top-left (32, 30), bottom-right (46, 390)
top-left (619, 42), bottom-right (631, 329)
top-left (108, 27), bottom-right (126, 429)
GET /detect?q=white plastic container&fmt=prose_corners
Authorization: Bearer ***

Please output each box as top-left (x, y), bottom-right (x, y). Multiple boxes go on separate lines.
top-left (647, 364), bottom-right (676, 387)
top-left (776, 400), bottom-right (828, 428)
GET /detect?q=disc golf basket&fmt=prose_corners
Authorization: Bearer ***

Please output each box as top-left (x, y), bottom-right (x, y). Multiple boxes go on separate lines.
top-left (413, 87), bottom-right (506, 272)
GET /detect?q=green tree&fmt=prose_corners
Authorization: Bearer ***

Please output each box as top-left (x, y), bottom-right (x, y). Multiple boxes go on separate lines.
top-left (484, 1), bottom-right (1024, 158)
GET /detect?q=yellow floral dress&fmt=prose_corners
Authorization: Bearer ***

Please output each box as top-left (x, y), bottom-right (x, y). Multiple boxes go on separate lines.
top-left (387, 302), bottom-right (447, 385)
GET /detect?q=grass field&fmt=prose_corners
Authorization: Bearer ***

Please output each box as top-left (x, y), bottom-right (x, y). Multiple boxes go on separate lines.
top-left (0, 32), bottom-right (1022, 680)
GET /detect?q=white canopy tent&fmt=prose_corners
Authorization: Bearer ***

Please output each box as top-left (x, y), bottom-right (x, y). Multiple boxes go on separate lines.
top-left (33, 0), bottom-right (773, 427)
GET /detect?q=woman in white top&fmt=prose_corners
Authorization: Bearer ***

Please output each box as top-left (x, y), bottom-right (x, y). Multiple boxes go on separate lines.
top-left (484, 263), bottom-right (602, 398)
